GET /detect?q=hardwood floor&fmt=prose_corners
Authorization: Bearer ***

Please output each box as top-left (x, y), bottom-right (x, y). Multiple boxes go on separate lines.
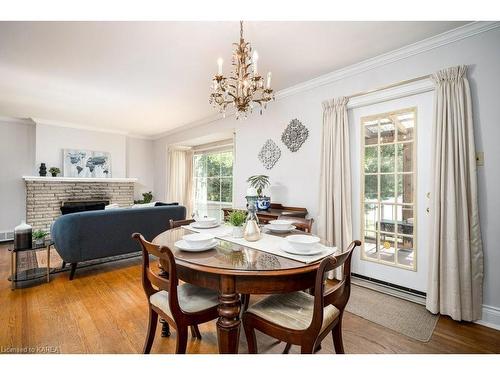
top-left (1, 243), bottom-right (499, 354)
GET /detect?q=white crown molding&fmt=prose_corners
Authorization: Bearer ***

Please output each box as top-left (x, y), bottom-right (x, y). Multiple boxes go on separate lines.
top-left (276, 21), bottom-right (500, 101)
top-left (30, 117), bottom-right (159, 140)
top-left (32, 117), bottom-right (130, 136)
top-left (152, 21), bottom-right (500, 140)
top-left (154, 111), bottom-right (228, 140)
top-left (0, 116), bottom-right (35, 126)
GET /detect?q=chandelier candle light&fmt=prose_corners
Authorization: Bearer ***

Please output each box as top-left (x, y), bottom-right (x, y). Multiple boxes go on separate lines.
top-left (209, 21), bottom-right (275, 119)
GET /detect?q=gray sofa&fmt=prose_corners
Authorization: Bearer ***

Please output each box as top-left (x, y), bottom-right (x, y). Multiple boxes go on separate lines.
top-left (52, 205), bottom-right (186, 279)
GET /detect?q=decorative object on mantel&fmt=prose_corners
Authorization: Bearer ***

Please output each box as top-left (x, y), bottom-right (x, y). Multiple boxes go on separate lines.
top-left (38, 163), bottom-right (47, 177)
top-left (246, 174), bottom-right (271, 211)
top-left (63, 149), bottom-right (111, 178)
top-left (14, 220), bottom-right (32, 250)
top-left (209, 21), bottom-right (274, 119)
top-left (226, 210), bottom-right (246, 238)
top-left (281, 118), bottom-right (309, 152)
top-left (258, 139), bottom-right (281, 170)
top-left (134, 191), bottom-right (153, 204)
top-left (49, 167), bottom-right (60, 177)
top-left (243, 205), bottom-right (261, 242)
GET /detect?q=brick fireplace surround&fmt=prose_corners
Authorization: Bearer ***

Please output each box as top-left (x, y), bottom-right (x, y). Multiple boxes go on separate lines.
top-left (23, 176), bottom-right (137, 232)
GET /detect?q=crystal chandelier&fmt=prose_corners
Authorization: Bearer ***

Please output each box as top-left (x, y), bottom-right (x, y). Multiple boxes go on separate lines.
top-left (209, 21), bottom-right (274, 119)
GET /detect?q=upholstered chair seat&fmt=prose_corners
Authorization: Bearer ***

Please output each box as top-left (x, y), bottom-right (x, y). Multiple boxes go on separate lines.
top-left (150, 284), bottom-right (219, 317)
top-left (246, 291), bottom-right (339, 332)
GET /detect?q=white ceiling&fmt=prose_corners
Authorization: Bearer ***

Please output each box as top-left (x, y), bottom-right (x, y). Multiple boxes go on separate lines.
top-left (0, 21), bottom-right (468, 137)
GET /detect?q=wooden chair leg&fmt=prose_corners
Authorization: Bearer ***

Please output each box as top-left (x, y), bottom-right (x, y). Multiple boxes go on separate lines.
top-left (175, 326), bottom-right (188, 354)
top-left (332, 317), bottom-right (345, 354)
top-left (143, 308), bottom-right (158, 354)
top-left (300, 343), bottom-right (315, 354)
top-left (190, 325), bottom-right (202, 339)
top-left (283, 343), bottom-right (292, 354)
top-left (69, 263), bottom-right (77, 280)
top-left (241, 294), bottom-right (250, 312)
top-left (243, 320), bottom-right (258, 354)
top-left (160, 319), bottom-right (170, 337)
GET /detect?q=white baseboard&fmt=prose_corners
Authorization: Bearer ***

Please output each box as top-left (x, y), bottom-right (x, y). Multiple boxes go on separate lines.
top-left (476, 305), bottom-right (500, 331)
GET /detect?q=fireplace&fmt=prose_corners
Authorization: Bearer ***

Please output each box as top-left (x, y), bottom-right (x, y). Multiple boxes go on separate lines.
top-left (60, 199), bottom-right (110, 215)
top-left (23, 176), bottom-right (137, 232)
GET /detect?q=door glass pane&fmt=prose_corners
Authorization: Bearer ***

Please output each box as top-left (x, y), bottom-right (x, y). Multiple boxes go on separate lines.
top-left (397, 112), bottom-right (415, 141)
top-left (364, 121), bottom-right (378, 145)
top-left (364, 203), bottom-right (378, 231)
top-left (380, 203), bottom-right (395, 233)
top-left (364, 146), bottom-right (378, 173)
top-left (396, 174), bottom-right (413, 204)
top-left (396, 235), bottom-right (414, 268)
top-left (380, 118), bottom-right (395, 143)
top-left (380, 144), bottom-right (395, 173)
top-left (380, 174), bottom-right (395, 203)
top-left (364, 231), bottom-right (378, 260)
top-left (396, 143), bottom-right (413, 172)
top-left (396, 205), bottom-right (414, 236)
top-left (379, 236), bottom-right (395, 263)
top-left (364, 175), bottom-right (378, 200)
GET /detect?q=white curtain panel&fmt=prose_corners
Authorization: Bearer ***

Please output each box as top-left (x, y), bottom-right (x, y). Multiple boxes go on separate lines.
top-left (318, 97), bottom-right (353, 280)
top-left (427, 65), bottom-right (484, 321)
top-left (167, 148), bottom-right (193, 216)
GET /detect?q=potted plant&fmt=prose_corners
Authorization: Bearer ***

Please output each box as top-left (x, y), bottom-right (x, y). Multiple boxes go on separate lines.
top-left (49, 167), bottom-right (61, 177)
top-left (33, 229), bottom-right (48, 246)
top-left (246, 175), bottom-right (271, 211)
top-left (226, 210), bottom-right (247, 238)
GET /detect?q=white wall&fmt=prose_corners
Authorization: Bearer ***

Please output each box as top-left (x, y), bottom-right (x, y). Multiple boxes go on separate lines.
top-left (154, 27), bottom-right (500, 324)
top-left (126, 136), bottom-right (155, 200)
top-left (0, 118), bottom-right (36, 232)
top-left (35, 122), bottom-right (127, 178)
top-left (0, 120), bottom-right (155, 231)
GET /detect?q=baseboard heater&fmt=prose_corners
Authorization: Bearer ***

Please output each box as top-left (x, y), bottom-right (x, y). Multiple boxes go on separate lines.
top-left (352, 273), bottom-right (426, 305)
top-left (0, 230), bottom-right (14, 243)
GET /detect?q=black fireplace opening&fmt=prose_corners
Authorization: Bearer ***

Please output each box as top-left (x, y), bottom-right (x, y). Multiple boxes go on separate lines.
top-left (60, 200), bottom-right (110, 215)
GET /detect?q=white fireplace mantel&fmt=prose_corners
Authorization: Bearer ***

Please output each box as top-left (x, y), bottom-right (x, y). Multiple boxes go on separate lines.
top-left (22, 176), bottom-right (138, 183)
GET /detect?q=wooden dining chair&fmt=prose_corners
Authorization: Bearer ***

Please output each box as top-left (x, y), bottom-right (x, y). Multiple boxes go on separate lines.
top-left (242, 240), bottom-right (361, 354)
top-left (132, 233), bottom-right (220, 354)
top-left (277, 215), bottom-right (314, 233)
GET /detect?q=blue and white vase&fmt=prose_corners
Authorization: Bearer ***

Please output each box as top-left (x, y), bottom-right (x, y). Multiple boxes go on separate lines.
top-left (256, 196), bottom-right (271, 211)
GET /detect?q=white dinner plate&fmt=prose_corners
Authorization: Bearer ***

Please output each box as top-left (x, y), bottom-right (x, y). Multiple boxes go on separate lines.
top-left (175, 239), bottom-right (218, 252)
top-left (264, 224), bottom-right (296, 233)
top-left (280, 241), bottom-right (325, 256)
top-left (190, 222), bottom-right (220, 229)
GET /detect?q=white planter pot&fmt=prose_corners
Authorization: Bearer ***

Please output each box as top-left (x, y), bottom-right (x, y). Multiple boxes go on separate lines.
top-left (232, 226), bottom-right (244, 238)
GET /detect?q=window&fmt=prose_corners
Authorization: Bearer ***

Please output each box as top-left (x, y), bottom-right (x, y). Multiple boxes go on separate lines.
top-left (192, 149), bottom-right (233, 222)
top-left (361, 108), bottom-right (417, 270)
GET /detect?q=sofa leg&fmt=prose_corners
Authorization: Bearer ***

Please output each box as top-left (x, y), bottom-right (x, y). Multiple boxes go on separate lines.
top-left (61, 261), bottom-right (66, 269)
top-left (69, 263), bottom-right (77, 280)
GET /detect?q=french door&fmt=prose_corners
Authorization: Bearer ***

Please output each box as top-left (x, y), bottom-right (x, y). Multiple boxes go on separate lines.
top-left (349, 91), bottom-right (433, 293)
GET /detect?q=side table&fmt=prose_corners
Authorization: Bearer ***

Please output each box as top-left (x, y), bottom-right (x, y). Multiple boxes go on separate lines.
top-left (9, 240), bottom-right (54, 290)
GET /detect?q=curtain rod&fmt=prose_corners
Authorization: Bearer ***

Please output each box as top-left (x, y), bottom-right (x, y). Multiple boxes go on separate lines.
top-left (348, 74), bottom-right (432, 99)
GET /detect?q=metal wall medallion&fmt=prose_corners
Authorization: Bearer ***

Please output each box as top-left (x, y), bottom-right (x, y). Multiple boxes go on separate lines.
top-left (258, 139), bottom-right (281, 170)
top-left (281, 118), bottom-right (309, 152)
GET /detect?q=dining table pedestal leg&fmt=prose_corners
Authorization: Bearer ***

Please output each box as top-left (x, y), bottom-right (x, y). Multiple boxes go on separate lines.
top-left (217, 276), bottom-right (241, 354)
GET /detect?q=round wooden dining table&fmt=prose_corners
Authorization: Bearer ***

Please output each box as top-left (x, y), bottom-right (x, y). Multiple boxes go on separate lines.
top-left (152, 227), bottom-right (325, 354)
